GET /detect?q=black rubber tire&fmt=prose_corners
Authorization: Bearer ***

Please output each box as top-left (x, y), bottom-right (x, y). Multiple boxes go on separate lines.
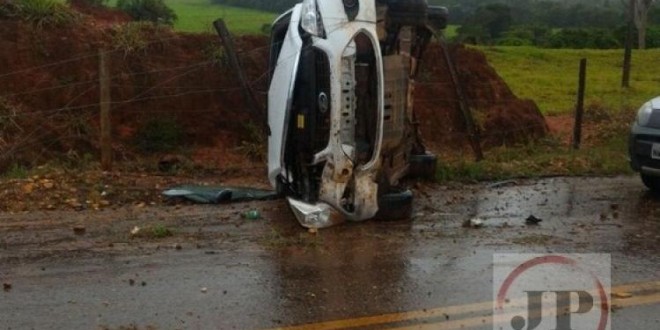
top-left (641, 173), bottom-right (660, 192)
top-left (427, 6), bottom-right (448, 30)
top-left (386, 0), bottom-right (429, 26)
top-left (374, 189), bottom-right (414, 221)
top-left (408, 153), bottom-right (438, 180)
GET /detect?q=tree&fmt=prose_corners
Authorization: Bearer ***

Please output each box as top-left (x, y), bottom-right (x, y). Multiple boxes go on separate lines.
top-left (457, 3), bottom-right (512, 43)
top-left (633, 0), bottom-right (655, 49)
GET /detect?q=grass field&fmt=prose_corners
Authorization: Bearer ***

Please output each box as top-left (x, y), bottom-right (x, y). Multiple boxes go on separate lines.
top-left (159, 0), bottom-right (276, 34)
top-left (480, 46), bottom-right (660, 115)
top-left (60, 0), bottom-right (277, 34)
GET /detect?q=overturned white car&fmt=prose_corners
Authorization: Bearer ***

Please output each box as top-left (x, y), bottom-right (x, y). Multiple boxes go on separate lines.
top-left (267, 0), bottom-right (447, 228)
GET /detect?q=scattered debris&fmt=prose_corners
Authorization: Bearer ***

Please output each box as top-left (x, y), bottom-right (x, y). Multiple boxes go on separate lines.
top-left (242, 210), bottom-right (261, 220)
top-left (163, 186), bottom-right (278, 204)
top-left (463, 218), bottom-right (484, 228)
top-left (72, 226), bottom-right (86, 236)
top-left (308, 228), bottom-right (318, 235)
top-left (613, 292), bottom-right (633, 299)
top-left (488, 180), bottom-right (518, 189)
top-left (130, 226), bottom-right (141, 236)
top-left (525, 215), bottom-right (543, 226)
top-left (200, 287), bottom-right (208, 293)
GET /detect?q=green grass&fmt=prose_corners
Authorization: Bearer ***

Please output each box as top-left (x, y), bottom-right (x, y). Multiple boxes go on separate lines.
top-left (434, 87), bottom-right (636, 182)
top-left (160, 0), bottom-right (275, 34)
top-left (55, 0), bottom-right (276, 34)
top-left (479, 46), bottom-right (660, 115)
top-left (437, 134), bottom-right (633, 183)
top-left (444, 24), bottom-right (459, 39)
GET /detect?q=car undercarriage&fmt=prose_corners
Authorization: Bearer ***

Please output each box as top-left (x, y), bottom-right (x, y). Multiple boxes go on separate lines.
top-left (267, 0), bottom-right (447, 228)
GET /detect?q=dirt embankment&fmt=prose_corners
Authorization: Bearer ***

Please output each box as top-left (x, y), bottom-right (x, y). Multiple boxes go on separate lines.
top-left (415, 44), bottom-right (548, 149)
top-left (0, 6), bottom-right (551, 213)
top-left (0, 19), bottom-right (271, 169)
top-left (0, 6), bottom-right (546, 171)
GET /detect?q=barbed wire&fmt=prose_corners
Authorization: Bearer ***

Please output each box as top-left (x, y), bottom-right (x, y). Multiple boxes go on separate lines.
top-left (0, 34), bottom-right (191, 80)
top-left (0, 10), bottom-right (615, 167)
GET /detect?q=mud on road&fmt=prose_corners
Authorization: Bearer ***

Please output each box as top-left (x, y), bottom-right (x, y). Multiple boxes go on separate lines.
top-left (0, 176), bottom-right (658, 329)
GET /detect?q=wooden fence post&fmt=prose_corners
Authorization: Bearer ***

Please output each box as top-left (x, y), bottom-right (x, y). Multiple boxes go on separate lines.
top-left (213, 19), bottom-right (263, 116)
top-left (572, 58), bottom-right (587, 150)
top-left (622, 0), bottom-right (634, 88)
top-left (437, 34), bottom-right (484, 161)
top-left (99, 49), bottom-right (112, 171)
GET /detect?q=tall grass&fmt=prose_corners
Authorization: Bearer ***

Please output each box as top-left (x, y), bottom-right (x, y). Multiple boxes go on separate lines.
top-left (480, 46), bottom-right (660, 115)
top-left (106, 0), bottom-right (274, 34)
top-left (164, 0), bottom-right (275, 34)
top-left (53, 0), bottom-right (276, 33)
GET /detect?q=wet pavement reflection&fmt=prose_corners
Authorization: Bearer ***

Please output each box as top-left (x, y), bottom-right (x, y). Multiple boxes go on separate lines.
top-left (0, 176), bottom-right (658, 329)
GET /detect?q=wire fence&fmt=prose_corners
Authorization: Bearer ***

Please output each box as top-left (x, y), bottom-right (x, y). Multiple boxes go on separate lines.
top-left (0, 28), bottom-right (554, 173)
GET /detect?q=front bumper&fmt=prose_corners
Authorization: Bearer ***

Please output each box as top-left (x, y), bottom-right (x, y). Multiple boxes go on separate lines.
top-left (287, 198), bottom-right (345, 228)
top-left (629, 123), bottom-right (660, 176)
top-left (269, 2), bottom-right (385, 228)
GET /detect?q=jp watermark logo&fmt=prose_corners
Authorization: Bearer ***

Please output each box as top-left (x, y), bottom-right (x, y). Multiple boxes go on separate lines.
top-left (493, 254), bottom-right (611, 330)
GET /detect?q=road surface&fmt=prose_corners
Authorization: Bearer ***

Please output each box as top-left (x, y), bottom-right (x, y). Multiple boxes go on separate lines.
top-left (0, 176), bottom-right (658, 329)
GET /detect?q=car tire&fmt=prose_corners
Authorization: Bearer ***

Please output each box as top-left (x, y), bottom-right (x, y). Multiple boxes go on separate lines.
top-left (408, 153), bottom-right (437, 180)
top-left (374, 189), bottom-right (413, 221)
top-left (386, 0), bottom-right (429, 26)
top-left (641, 173), bottom-right (660, 192)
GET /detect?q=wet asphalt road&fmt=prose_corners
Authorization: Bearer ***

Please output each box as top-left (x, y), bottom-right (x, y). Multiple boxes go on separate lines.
top-left (0, 176), bottom-right (658, 329)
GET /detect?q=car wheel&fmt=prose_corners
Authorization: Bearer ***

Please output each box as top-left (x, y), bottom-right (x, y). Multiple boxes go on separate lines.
top-left (641, 173), bottom-right (660, 192)
top-left (374, 189), bottom-right (413, 221)
top-left (408, 153), bottom-right (437, 180)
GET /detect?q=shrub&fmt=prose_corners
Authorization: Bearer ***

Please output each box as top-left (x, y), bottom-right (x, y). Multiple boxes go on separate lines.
top-left (135, 118), bottom-right (183, 153)
top-left (66, 0), bottom-right (107, 7)
top-left (4, 163), bottom-right (29, 179)
top-left (4, 0), bottom-right (79, 26)
top-left (496, 37), bottom-right (532, 47)
top-left (547, 28), bottom-right (621, 49)
top-left (116, 0), bottom-right (176, 26)
top-left (111, 21), bottom-right (170, 55)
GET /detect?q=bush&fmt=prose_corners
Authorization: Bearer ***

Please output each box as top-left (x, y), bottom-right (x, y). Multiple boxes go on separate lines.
top-left (66, 0), bottom-right (107, 7)
top-left (614, 25), bottom-right (660, 49)
top-left (496, 37), bottom-right (532, 46)
top-left (111, 21), bottom-right (170, 55)
top-left (3, 0), bottom-right (79, 26)
top-left (500, 25), bottom-right (552, 47)
top-left (547, 28), bottom-right (621, 49)
top-left (116, 0), bottom-right (176, 26)
top-left (135, 118), bottom-right (184, 153)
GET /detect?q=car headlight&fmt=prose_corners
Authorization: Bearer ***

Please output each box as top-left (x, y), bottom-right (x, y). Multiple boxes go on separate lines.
top-left (637, 102), bottom-right (654, 127)
top-left (301, 0), bottom-right (324, 37)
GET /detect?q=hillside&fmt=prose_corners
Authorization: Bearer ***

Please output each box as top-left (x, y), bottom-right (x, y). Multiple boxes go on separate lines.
top-left (0, 3), bottom-right (547, 174)
top-left (57, 0), bottom-right (277, 34)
